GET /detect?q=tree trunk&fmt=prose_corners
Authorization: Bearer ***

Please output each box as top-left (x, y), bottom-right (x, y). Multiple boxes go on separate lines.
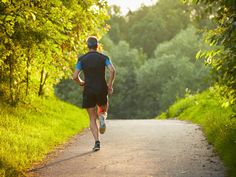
top-left (38, 68), bottom-right (48, 96)
top-left (26, 49), bottom-right (30, 96)
top-left (9, 55), bottom-right (14, 104)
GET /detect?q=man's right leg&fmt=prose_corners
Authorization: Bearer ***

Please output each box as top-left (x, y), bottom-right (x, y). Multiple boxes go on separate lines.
top-left (87, 107), bottom-right (100, 151)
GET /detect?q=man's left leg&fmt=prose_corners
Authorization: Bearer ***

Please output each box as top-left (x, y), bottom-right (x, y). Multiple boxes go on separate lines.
top-left (87, 107), bottom-right (100, 141)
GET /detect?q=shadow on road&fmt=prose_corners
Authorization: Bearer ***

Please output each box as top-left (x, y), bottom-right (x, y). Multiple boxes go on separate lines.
top-left (29, 151), bottom-right (93, 173)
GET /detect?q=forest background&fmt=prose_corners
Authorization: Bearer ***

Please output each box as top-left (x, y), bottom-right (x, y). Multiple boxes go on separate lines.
top-left (56, 0), bottom-right (212, 119)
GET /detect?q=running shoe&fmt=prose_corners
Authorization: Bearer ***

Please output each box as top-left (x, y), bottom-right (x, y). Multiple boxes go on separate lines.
top-left (93, 140), bottom-right (100, 152)
top-left (99, 114), bottom-right (106, 134)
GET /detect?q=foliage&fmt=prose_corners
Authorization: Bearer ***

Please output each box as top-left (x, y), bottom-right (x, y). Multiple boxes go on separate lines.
top-left (136, 26), bottom-right (210, 118)
top-left (55, 2), bottom-right (210, 119)
top-left (0, 0), bottom-right (109, 105)
top-left (106, 5), bottom-right (127, 44)
top-left (55, 79), bottom-right (83, 107)
top-left (107, 0), bottom-right (190, 56)
top-left (104, 39), bottom-right (146, 118)
top-left (0, 96), bottom-right (89, 177)
top-left (56, 37), bottom-right (147, 118)
top-left (184, 0), bottom-right (236, 106)
top-left (158, 89), bottom-right (236, 176)
top-left (56, 25), bottom-right (210, 119)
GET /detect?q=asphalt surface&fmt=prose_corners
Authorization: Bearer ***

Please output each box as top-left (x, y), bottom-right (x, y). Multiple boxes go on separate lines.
top-left (29, 120), bottom-right (225, 177)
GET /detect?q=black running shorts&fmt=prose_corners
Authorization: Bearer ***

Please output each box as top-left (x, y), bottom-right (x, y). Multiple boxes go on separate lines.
top-left (82, 92), bottom-right (108, 108)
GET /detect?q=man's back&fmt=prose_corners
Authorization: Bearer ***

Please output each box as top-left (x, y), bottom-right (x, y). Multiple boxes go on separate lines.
top-left (78, 51), bottom-right (110, 94)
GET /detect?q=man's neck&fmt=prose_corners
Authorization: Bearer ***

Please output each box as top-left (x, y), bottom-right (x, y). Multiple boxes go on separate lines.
top-left (89, 49), bottom-right (97, 52)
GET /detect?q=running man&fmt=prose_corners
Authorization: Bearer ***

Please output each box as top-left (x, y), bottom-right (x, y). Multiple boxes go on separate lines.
top-left (73, 36), bottom-right (116, 152)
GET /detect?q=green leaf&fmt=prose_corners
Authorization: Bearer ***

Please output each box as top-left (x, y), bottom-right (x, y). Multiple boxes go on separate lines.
top-left (30, 12), bottom-right (36, 21)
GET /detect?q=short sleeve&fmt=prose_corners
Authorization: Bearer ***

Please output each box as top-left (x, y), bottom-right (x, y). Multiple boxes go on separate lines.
top-left (105, 57), bottom-right (112, 66)
top-left (75, 60), bottom-right (82, 70)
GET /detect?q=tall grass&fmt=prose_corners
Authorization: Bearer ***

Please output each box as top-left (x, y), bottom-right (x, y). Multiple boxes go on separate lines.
top-left (158, 89), bottom-right (236, 177)
top-left (0, 97), bottom-right (89, 177)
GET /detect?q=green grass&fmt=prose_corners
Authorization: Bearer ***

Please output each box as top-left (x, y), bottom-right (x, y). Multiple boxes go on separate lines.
top-left (157, 89), bottom-right (236, 177)
top-left (0, 96), bottom-right (89, 177)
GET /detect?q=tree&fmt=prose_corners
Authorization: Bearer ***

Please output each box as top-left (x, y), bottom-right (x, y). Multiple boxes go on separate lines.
top-left (0, 0), bottom-right (109, 105)
top-left (136, 26), bottom-right (210, 118)
top-left (107, 0), bottom-right (191, 56)
top-left (106, 5), bottom-right (127, 44)
top-left (105, 40), bottom-right (146, 118)
top-left (55, 38), bottom-right (147, 119)
top-left (185, 0), bottom-right (236, 106)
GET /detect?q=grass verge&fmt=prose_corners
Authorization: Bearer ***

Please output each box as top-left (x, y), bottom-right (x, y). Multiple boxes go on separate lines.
top-left (0, 96), bottom-right (89, 177)
top-left (157, 89), bottom-right (236, 177)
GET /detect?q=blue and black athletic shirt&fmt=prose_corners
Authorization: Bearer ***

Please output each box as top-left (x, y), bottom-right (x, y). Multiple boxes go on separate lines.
top-left (75, 51), bottom-right (112, 95)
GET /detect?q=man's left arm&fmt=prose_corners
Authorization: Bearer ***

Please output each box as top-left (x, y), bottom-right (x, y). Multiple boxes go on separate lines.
top-left (73, 60), bottom-right (85, 86)
top-left (72, 69), bottom-right (85, 86)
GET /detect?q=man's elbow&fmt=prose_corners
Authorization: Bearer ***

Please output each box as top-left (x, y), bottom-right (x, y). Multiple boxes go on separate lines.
top-left (110, 67), bottom-right (116, 75)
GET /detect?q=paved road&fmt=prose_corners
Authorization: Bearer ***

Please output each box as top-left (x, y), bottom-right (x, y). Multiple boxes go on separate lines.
top-left (29, 120), bottom-right (225, 177)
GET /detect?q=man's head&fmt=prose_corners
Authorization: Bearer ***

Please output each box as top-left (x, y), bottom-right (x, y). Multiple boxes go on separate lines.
top-left (87, 36), bottom-right (98, 50)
